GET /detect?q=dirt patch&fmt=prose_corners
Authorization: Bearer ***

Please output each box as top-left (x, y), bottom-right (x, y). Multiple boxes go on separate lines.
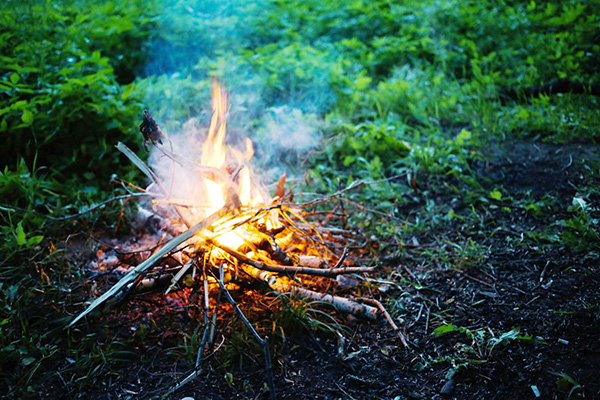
top-left (475, 140), bottom-right (599, 198)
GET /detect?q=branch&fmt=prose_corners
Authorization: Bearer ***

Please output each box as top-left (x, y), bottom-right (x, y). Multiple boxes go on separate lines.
top-left (0, 193), bottom-right (152, 221)
top-left (243, 266), bottom-right (378, 320)
top-left (67, 206), bottom-right (228, 328)
top-left (208, 240), bottom-right (377, 278)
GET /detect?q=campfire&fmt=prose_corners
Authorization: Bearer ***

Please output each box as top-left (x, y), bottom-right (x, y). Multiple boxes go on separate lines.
top-left (70, 80), bottom-right (403, 395)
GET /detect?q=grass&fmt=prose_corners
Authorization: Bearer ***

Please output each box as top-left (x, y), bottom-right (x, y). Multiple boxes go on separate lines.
top-left (1, 0), bottom-right (599, 398)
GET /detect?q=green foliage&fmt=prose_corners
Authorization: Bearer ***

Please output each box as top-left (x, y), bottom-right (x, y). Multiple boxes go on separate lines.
top-left (432, 324), bottom-right (540, 359)
top-left (0, 2), bottom-right (158, 395)
top-left (559, 196), bottom-right (600, 252)
top-left (553, 371), bottom-right (584, 398)
top-left (0, 0), bottom-right (156, 179)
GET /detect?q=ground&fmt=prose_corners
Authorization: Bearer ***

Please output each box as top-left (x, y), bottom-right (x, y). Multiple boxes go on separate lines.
top-left (34, 137), bottom-right (600, 400)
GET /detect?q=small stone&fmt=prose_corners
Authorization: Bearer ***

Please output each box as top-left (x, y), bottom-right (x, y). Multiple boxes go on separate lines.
top-left (181, 397), bottom-right (195, 400)
top-left (440, 379), bottom-right (456, 396)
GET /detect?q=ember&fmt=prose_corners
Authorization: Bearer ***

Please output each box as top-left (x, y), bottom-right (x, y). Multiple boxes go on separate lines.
top-left (70, 80), bottom-right (402, 396)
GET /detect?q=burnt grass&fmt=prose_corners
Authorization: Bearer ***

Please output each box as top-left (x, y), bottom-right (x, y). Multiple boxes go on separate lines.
top-left (38, 138), bottom-right (600, 400)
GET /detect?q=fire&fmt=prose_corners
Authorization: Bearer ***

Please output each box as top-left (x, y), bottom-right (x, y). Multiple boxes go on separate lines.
top-left (190, 80), bottom-right (275, 250)
top-left (75, 83), bottom-right (382, 336)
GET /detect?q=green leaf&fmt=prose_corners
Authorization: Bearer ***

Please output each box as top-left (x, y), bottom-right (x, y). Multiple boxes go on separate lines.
top-left (16, 222), bottom-right (26, 246)
top-left (21, 357), bottom-right (36, 366)
top-left (490, 327), bottom-right (520, 349)
top-left (516, 108), bottom-right (530, 119)
top-left (224, 372), bottom-right (234, 385)
top-left (26, 235), bottom-right (44, 248)
top-left (490, 188), bottom-right (502, 201)
top-left (572, 197), bottom-right (587, 212)
top-left (10, 72), bottom-right (19, 84)
top-left (455, 129), bottom-right (471, 145)
top-left (21, 109), bottom-right (33, 125)
top-left (432, 324), bottom-right (458, 336)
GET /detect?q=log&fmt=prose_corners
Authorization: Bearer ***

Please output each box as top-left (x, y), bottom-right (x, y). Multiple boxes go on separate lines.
top-left (243, 266), bottom-right (378, 320)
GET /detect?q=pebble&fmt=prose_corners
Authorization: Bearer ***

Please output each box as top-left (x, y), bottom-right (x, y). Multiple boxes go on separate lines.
top-left (440, 379), bottom-right (456, 396)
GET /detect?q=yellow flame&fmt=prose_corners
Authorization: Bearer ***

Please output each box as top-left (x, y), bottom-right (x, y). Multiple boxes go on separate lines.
top-left (190, 80), bottom-right (278, 250)
top-left (201, 81), bottom-right (228, 168)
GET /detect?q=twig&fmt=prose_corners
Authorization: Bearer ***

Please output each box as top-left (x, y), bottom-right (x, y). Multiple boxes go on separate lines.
top-left (403, 265), bottom-right (419, 282)
top-left (415, 303), bottom-right (424, 323)
top-left (539, 260), bottom-right (550, 282)
top-left (167, 334), bottom-right (227, 395)
top-left (335, 197), bottom-right (394, 219)
top-left (562, 155), bottom-right (573, 170)
top-left (207, 240), bottom-right (377, 278)
top-left (298, 173), bottom-right (406, 207)
top-left (165, 258), bottom-right (194, 294)
top-left (353, 297), bottom-right (409, 348)
top-left (243, 266), bottom-right (378, 320)
top-left (196, 267), bottom-right (212, 368)
top-left (332, 247), bottom-right (349, 269)
top-left (280, 205), bottom-right (329, 251)
top-left (455, 270), bottom-right (495, 289)
top-left (68, 206), bottom-right (228, 327)
top-left (0, 193), bottom-right (152, 221)
top-left (217, 266), bottom-right (276, 400)
top-left (335, 382), bottom-right (357, 400)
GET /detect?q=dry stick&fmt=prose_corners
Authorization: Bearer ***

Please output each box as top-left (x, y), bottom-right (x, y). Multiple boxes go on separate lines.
top-left (353, 297), bottom-right (409, 348)
top-left (298, 173), bottom-right (406, 208)
top-left (196, 267), bottom-right (212, 368)
top-left (207, 240), bottom-right (377, 278)
top-left (168, 270), bottom-right (214, 395)
top-left (281, 205), bottom-right (329, 250)
top-left (333, 247), bottom-right (349, 269)
top-left (217, 266), bottom-right (277, 400)
top-left (243, 266), bottom-right (378, 320)
top-left (165, 258), bottom-right (194, 294)
top-left (335, 197), bottom-right (392, 219)
top-left (209, 207), bottom-right (273, 238)
top-left (67, 206), bottom-right (228, 328)
top-left (208, 273), bottom-right (221, 345)
top-left (0, 193), bottom-right (152, 221)
top-left (455, 270), bottom-right (495, 289)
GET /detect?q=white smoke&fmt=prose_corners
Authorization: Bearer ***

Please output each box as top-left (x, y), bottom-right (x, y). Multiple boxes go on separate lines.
top-left (139, 0), bottom-right (328, 198)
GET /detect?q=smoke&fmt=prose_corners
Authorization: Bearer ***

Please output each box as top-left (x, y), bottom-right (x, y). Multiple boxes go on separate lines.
top-left (253, 106), bottom-right (322, 179)
top-left (139, 0), bottom-right (330, 200)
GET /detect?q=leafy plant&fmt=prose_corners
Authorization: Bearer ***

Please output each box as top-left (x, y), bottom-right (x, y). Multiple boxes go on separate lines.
top-left (559, 196), bottom-right (600, 252)
top-left (552, 372), bottom-right (584, 399)
top-left (0, 0), bottom-right (156, 180)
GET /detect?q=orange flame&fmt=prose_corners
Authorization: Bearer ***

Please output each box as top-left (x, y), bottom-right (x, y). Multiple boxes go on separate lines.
top-left (191, 80), bottom-right (276, 250)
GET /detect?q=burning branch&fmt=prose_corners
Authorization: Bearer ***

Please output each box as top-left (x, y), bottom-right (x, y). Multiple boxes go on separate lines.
top-left (207, 240), bottom-right (377, 278)
top-left (242, 266), bottom-right (378, 320)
